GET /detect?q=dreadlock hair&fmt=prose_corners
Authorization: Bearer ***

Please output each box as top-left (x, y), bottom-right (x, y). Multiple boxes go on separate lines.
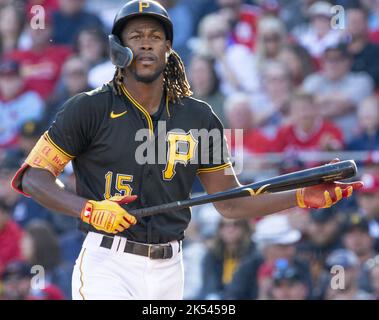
top-left (111, 49), bottom-right (192, 104)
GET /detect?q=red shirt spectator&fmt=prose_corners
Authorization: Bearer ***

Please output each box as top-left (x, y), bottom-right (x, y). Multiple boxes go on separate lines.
top-left (273, 91), bottom-right (344, 153)
top-left (7, 22), bottom-right (72, 100)
top-left (274, 120), bottom-right (344, 153)
top-left (0, 204), bottom-right (23, 275)
top-left (224, 93), bottom-right (275, 155)
top-left (9, 47), bottom-right (71, 99)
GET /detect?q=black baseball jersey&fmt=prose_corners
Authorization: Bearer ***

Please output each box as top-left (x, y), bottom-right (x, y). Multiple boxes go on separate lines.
top-left (48, 83), bottom-right (231, 244)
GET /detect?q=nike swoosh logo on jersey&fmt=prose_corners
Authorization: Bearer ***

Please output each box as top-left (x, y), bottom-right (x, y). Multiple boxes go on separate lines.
top-left (110, 111), bottom-right (128, 119)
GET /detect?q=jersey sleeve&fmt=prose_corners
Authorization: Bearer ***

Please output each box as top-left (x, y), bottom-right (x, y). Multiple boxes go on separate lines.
top-left (47, 93), bottom-right (98, 158)
top-left (197, 108), bottom-right (232, 174)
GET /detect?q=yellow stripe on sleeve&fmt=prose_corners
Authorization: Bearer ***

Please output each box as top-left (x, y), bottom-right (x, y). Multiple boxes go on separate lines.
top-left (45, 132), bottom-right (75, 159)
top-left (197, 162), bottom-right (232, 174)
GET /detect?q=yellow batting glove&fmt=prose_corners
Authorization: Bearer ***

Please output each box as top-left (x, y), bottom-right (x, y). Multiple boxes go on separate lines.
top-left (80, 195), bottom-right (138, 234)
top-left (296, 181), bottom-right (363, 209)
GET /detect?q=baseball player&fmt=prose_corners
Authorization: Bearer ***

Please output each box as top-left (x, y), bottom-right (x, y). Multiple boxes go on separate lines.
top-left (11, 0), bottom-right (362, 300)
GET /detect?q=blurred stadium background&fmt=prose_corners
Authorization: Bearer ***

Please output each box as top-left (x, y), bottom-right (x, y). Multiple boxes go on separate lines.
top-left (1, 0), bottom-right (379, 300)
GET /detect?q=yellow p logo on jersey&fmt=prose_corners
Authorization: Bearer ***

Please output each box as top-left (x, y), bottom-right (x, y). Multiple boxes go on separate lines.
top-left (163, 131), bottom-right (198, 181)
top-left (139, 1), bottom-right (150, 12)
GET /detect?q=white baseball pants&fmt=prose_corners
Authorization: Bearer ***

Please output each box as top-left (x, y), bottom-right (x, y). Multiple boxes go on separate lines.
top-left (71, 232), bottom-right (184, 300)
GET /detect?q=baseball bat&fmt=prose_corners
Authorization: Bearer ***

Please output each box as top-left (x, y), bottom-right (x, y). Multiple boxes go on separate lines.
top-left (129, 160), bottom-right (357, 218)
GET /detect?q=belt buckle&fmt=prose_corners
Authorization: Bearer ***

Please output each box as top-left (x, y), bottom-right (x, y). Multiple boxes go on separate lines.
top-left (148, 244), bottom-right (161, 259)
top-left (147, 244), bottom-right (172, 260)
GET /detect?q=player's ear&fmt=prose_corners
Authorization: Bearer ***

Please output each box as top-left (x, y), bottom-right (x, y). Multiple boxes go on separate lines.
top-left (165, 40), bottom-right (171, 54)
top-left (165, 47), bottom-right (172, 63)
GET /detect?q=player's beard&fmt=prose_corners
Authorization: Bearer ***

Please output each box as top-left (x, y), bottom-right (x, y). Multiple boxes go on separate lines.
top-left (131, 64), bottom-right (166, 84)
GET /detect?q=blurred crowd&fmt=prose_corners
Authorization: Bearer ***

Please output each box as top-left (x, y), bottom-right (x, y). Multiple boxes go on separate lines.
top-left (0, 0), bottom-right (379, 300)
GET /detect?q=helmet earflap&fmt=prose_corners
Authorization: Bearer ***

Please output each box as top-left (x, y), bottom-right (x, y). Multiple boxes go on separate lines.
top-left (108, 35), bottom-right (133, 68)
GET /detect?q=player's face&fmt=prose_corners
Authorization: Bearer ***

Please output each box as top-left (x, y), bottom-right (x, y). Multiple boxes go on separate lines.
top-left (121, 17), bottom-right (171, 83)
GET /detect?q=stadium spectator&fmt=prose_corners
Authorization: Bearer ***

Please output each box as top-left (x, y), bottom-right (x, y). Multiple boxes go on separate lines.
top-left (12, 120), bottom-right (45, 160)
top-left (0, 152), bottom-right (22, 209)
top-left (0, 201), bottom-right (23, 275)
top-left (216, 0), bottom-right (261, 50)
top-left (52, 0), bottom-right (104, 46)
top-left (346, 5), bottom-right (379, 88)
top-left (0, 59), bottom-right (45, 149)
top-left (7, 19), bottom-right (72, 100)
top-left (182, 202), bottom-right (225, 298)
top-left (45, 56), bottom-right (91, 125)
top-left (223, 93), bottom-right (275, 154)
top-left (297, 207), bottom-right (344, 299)
top-left (0, 261), bottom-right (33, 300)
top-left (325, 249), bottom-right (373, 300)
top-left (273, 91), bottom-right (344, 154)
top-left (277, 44), bottom-right (316, 87)
top-left (343, 214), bottom-right (377, 265)
top-left (188, 55), bottom-right (225, 124)
top-left (0, 260), bottom-right (64, 300)
top-left (357, 173), bottom-right (379, 245)
top-left (197, 12), bottom-right (258, 95)
top-left (366, 256), bottom-right (379, 299)
top-left (303, 42), bottom-right (374, 142)
top-left (0, 4), bottom-right (24, 55)
top-left (348, 96), bottom-right (379, 151)
top-left (182, 212), bottom-right (208, 299)
top-left (254, 16), bottom-right (288, 68)
top-left (270, 259), bottom-right (310, 300)
top-left (21, 221), bottom-right (72, 298)
top-left (74, 27), bottom-right (108, 69)
top-left (199, 218), bottom-right (253, 299)
top-left (224, 214), bottom-right (311, 299)
top-left (21, 221), bottom-right (61, 275)
top-left (295, 1), bottom-right (344, 59)
top-left (251, 60), bottom-right (292, 130)
top-left (342, 213), bottom-right (378, 291)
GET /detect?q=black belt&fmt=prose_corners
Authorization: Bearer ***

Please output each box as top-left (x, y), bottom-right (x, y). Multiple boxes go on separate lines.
top-left (100, 236), bottom-right (175, 260)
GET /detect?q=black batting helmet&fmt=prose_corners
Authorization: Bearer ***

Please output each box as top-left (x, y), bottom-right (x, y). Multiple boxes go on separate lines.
top-left (109, 0), bottom-right (173, 68)
top-left (112, 0), bottom-right (173, 42)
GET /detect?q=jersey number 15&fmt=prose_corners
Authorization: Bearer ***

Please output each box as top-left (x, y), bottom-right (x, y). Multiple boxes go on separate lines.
top-left (104, 171), bottom-right (133, 199)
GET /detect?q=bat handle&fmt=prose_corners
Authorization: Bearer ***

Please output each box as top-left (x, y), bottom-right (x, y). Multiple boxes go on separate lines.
top-left (130, 202), bottom-right (182, 217)
top-left (129, 188), bottom-right (254, 218)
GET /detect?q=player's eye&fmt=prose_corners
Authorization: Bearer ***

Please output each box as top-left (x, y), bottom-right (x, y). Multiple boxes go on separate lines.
top-left (130, 35), bottom-right (140, 40)
top-left (152, 34), bottom-right (161, 40)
